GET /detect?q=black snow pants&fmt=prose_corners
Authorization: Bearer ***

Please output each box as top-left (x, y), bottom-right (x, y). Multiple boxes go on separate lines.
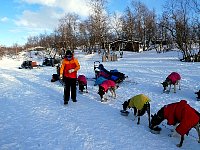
top-left (63, 77), bottom-right (77, 102)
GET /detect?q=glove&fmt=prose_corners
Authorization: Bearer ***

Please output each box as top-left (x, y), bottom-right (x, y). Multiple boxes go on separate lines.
top-left (68, 69), bottom-right (75, 73)
top-left (60, 75), bottom-right (63, 80)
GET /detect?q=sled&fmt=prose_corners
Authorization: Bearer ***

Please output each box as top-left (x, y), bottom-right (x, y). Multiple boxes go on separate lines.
top-left (42, 57), bottom-right (55, 67)
top-left (19, 61), bottom-right (38, 69)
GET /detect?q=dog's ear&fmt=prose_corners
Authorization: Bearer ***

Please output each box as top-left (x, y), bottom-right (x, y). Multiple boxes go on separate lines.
top-left (151, 114), bottom-right (156, 118)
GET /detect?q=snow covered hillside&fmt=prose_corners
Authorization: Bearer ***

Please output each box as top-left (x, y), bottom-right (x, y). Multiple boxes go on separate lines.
top-left (0, 50), bottom-right (200, 150)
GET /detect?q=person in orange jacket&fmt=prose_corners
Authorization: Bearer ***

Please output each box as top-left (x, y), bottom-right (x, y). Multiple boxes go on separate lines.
top-left (60, 50), bottom-right (80, 105)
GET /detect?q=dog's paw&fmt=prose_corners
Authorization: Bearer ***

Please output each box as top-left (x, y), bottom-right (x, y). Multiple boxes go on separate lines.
top-left (176, 144), bottom-right (182, 147)
top-left (166, 90), bottom-right (170, 94)
top-left (101, 98), bottom-right (108, 102)
top-left (163, 90), bottom-right (170, 94)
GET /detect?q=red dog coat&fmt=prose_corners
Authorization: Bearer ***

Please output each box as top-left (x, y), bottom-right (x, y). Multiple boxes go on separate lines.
top-left (164, 100), bottom-right (199, 136)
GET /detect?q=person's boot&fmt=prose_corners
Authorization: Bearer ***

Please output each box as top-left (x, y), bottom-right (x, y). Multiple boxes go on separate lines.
top-left (72, 99), bottom-right (77, 102)
top-left (64, 101), bottom-right (68, 105)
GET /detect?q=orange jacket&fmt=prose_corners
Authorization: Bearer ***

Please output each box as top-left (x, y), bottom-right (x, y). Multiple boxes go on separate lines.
top-left (60, 56), bottom-right (80, 79)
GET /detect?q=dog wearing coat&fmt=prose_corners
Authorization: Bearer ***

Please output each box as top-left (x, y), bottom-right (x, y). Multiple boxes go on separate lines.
top-left (161, 72), bottom-right (181, 93)
top-left (77, 75), bottom-right (88, 93)
top-left (150, 100), bottom-right (200, 147)
top-left (122, 94), bottom-right (151, 126)
top-left (98, 79), bottom-right (117, 101)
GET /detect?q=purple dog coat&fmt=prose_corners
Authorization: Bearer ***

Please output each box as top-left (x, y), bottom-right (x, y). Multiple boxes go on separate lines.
top-left (167, 72), bottom-right (181, 84)
top-left (78, 75), bottom-right (87, 85)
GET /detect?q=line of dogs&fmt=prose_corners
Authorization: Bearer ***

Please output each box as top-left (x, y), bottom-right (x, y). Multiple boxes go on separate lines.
top-left (53, 70), bottom-right (200, 147)
top-left (122, 97), bottom-right (200, 148)
top-left (120, 72), bottom-right (200, 147)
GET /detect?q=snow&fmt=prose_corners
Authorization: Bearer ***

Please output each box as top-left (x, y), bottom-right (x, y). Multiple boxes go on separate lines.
top-left (0, 49), bottom-right (200, 150)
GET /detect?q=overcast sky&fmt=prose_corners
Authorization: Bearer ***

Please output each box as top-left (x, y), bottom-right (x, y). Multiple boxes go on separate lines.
top-left (0, 0), bottom-right (165, 47)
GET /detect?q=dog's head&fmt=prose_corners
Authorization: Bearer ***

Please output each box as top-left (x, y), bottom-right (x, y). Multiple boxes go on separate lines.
top-left (150, 107), bottom-right (164, 129)
top-left (98, 86), bottom-right (105, 99)
top-left (195, 90), bottom-right (200, 97)
top-left (122, 99), bottom-right (130, 111)
top-left (161, 81), bottom-right (169, 91)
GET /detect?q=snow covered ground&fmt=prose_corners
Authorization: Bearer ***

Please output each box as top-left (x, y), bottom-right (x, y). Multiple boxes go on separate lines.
top-left (0, 49), bottom-right (200, 150)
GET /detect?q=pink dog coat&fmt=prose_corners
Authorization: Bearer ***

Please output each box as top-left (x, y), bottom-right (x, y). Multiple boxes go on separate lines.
top-left (78, 75), bottom-right (87, 85)
top-left (167, 72), bottom-right (181, 84)
top-left (100, 80), bottom-right (116, 92)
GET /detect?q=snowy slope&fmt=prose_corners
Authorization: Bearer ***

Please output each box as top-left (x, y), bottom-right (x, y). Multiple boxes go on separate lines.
top-left (0, 50), bottom-right (200, 150)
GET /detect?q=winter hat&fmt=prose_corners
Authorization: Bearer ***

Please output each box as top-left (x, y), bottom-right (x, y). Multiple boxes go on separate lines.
top-left (65, 50), bottom-right (72, 56)
top-left (65, 50), bottom-right (73, 60)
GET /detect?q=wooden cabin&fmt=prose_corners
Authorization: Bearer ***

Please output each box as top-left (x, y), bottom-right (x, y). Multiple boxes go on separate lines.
top-left (109, 40), bottom-right (143, 52)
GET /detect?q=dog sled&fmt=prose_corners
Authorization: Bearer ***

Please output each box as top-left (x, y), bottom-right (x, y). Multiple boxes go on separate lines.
top-left (42, 57), bottom-right (61, 67)
top-left (96, 63), bottom-right (127, 83)
top-left (19, 60), bottom-right (39, 69)
top-left (42, 57), bottom-right (55, 67)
